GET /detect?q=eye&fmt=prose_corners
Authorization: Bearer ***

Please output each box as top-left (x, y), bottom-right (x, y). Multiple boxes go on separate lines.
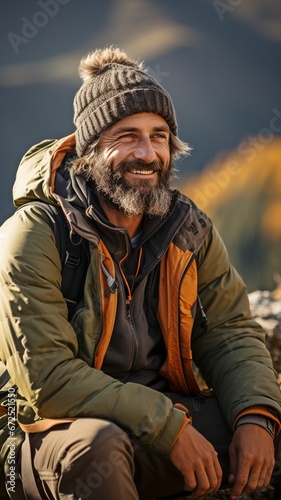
top-left (119, 133), bottom-right (136, 140)
top-left (153, 133), bottom-right (169, 141)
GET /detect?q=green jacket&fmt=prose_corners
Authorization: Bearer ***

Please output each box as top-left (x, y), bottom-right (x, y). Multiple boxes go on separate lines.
top-left (0, 135), bottom-right (280, 463)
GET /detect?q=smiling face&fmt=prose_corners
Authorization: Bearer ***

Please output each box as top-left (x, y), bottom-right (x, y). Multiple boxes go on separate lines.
top-left (98, 112), bottom-right (171, 189)
top-left (86, 113), bottom-right (174, 217)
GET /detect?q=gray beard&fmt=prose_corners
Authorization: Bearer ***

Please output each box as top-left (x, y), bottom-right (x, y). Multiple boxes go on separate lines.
top-left (86, 155), bottom-right (173, 218)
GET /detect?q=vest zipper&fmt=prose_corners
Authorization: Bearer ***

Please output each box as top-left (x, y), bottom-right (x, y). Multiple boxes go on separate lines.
top-left (125, 298), bottom-right (139, 369)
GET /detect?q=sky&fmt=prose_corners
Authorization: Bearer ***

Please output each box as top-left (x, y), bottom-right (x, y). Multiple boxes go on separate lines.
top-left (1, 0), bottom-right (281, 223)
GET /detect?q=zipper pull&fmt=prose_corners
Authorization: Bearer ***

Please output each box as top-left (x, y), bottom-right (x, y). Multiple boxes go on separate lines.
top-left (106, 274), bottom-right (118, 293)
top-left (100, 252), bottom-right (118, 294)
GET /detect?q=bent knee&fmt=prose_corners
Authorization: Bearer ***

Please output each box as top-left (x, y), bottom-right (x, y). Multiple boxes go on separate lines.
top-left (67, 418), bottom-right (132, 455)
top-left (61, 419), bottom-right (135, 482)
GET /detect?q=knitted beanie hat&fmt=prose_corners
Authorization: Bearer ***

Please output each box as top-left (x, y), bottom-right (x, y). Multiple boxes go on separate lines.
top-left (73, 47), bottom-right (177, 157)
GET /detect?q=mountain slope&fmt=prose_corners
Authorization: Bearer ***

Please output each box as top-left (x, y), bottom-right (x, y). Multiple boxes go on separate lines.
top-left (182, 137), bottom-right (281, 291)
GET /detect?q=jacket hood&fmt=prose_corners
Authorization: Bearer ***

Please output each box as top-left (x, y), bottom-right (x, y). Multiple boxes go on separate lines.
top-left (13, 134), bottom-right (77, 208)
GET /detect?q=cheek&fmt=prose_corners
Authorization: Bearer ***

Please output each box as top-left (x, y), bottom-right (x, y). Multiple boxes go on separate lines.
top-left (103, 145), bottom-right (130, 168)
top-left (157, 145), bottom-right (170, 166)
top-left (162, 156), bottom-right (171, 171)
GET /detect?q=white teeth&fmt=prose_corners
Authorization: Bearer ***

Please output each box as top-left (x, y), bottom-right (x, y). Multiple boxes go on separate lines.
top-left (129, 169), bottom-right (154, 175)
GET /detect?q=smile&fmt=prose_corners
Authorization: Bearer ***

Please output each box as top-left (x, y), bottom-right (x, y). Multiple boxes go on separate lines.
top-left (128, 169), bottom-right (155, 175)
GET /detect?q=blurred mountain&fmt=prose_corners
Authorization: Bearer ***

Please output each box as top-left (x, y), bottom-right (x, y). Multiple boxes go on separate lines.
top-left (182, 137), bottom-right (281, 292)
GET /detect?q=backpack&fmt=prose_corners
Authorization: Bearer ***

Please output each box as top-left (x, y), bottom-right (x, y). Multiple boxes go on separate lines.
top-left (0, 201), bottom-right (90, 391)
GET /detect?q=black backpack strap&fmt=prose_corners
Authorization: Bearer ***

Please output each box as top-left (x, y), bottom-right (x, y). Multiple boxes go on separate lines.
top-left (19, 201), bottom-right (89, 319)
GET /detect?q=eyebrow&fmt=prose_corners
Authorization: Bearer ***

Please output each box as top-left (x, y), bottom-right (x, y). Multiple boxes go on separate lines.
top-left (113, 125), bottom-right (170, 134)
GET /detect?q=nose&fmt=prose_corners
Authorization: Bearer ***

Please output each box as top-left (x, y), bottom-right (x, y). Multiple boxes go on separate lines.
top-left (133, 137), bottom-right (156, 163)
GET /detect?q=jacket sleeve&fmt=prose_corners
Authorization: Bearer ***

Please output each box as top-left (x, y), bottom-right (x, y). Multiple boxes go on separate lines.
top-left (0, 204), bottom-right (185, 455)
top-left (193, 221), bottom-right (281, 429)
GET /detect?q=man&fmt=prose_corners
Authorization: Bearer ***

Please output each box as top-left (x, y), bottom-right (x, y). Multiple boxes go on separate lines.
top-left (0, 46), bottom-right (280, 500)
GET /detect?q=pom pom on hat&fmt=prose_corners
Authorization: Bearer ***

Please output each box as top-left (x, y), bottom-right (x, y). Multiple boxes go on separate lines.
top-left (73, 46), bottom-right (177, 157)
top-left (78, 47), bottom-right (143, 81)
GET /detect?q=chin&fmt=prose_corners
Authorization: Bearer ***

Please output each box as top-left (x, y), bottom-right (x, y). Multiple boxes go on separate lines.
top-left (127, 179), bottom-right (157, 191)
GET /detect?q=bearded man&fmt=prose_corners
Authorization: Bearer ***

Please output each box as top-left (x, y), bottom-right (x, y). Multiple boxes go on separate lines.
top-left (0, 47), bottom-right (280, 500)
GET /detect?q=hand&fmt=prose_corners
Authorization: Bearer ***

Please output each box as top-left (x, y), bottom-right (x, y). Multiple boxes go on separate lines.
top-left (228, 423), bottom-right (275, 499)
top-left (169, 423), bottom-right (222, 498)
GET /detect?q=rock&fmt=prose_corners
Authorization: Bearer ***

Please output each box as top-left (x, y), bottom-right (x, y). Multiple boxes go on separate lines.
top-left (249, 289), bottom-right (281, 376)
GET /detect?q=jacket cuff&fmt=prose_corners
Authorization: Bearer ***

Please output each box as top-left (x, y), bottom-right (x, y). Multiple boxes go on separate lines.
top-left (170, 403), bottom-right (192, 449)
top-left (149, 406), bottom-right (190, 455)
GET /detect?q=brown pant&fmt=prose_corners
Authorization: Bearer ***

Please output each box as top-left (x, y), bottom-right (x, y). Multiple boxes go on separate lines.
top-left (8, 395), bottom-right (280, 499)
